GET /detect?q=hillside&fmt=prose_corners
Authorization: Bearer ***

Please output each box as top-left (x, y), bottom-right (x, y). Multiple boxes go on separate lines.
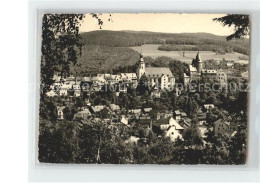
top-left (70, 45), bottom-right (140, 76)
top-left (80, 30), bottom-right (249, 55)
top-left (72, 30), bottom-right (249, 75)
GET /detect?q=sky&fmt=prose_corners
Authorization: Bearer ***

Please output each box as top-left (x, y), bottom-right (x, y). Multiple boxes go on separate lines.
top-left (79, 13), bottom-right (234, 36)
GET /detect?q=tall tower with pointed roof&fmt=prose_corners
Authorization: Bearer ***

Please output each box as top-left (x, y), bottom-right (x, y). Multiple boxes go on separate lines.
top-left (137, 54), bottom-right (145, 79)
top-left (196, 52), bottom-right (203, 74)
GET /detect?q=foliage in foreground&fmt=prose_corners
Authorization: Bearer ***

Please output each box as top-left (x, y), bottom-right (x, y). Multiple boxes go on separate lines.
top-left (38, 116), bottom-right (247, 164)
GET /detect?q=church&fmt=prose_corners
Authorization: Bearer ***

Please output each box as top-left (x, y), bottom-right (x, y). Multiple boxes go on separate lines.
top-left (184, 52), bottom-right (227, 86)
top-left (137, 54), bottom-right (175, 90)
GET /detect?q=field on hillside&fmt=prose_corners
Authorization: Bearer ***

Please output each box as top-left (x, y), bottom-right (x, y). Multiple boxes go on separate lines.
top-left (131, 44), bottom-right (249, 64)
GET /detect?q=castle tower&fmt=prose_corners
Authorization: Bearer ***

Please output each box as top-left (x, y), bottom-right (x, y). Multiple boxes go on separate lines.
top-left (196, 52), bottom-right (203, 74)
top-left (137, 54), bottom-right (145, 79)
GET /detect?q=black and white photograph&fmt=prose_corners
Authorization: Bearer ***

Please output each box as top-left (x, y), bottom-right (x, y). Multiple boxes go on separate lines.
top-left (38, 13), bottom-right (249, 164)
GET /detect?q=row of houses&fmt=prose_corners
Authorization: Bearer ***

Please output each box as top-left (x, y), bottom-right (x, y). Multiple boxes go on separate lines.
top-left (47, 72), bottom-right (138, 97)
top-left (57, 99), bottom-right (237, 144)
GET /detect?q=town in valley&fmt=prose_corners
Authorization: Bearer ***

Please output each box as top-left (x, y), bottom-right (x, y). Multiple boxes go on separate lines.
top-left (39, 14), bottom-right (249, 164)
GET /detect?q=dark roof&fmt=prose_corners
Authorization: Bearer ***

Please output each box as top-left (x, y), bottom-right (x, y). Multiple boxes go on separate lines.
top-left (139, 119), bottom-right (151, 124)
top-left (197, 113), bottom-right (206, 120)
top-left (214, 119), bottom-right (222, 124)
top-left (153, 117), bottom-right (171, 126)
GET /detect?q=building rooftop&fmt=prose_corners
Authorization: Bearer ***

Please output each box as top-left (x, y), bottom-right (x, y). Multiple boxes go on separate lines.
top-left (143, 108), bottom-right (152, 113)
top-left (109, 104), bottom-right (120, 111)
top-left (91, 105), bottom-right (105, 113)
top-left (174, 110), bottom-right (181, 115)
top-left (57, 106), bottom-right (66, 111)
top-left (129, 109), bottom-right (142, 114)
top-left (145, 67), bottom-right (174, 78)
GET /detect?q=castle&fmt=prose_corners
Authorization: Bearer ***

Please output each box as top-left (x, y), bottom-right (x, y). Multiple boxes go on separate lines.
top-left (184, 52), bottom-right (227, 86)
top-left (137, 54), bottom-right (175, 90)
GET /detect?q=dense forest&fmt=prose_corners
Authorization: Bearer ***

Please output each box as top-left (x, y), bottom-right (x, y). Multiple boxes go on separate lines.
top-left (158, 44), bottom-right (236, 55)
top-left (80, 30), bottom-right (249, 55)
top-left (70, 45), bottom-right (140, 76)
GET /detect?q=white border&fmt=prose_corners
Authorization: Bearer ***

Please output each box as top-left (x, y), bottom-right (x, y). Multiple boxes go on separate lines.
top-left (28, 0), bottom-right (260, 182)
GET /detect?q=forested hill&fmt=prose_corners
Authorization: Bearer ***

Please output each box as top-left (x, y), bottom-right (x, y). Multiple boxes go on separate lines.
top-left (80, 30), bottom-right (249, 55)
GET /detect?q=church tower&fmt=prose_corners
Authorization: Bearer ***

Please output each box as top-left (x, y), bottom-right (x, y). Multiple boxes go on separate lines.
top-left (137, 54), bottom-right (145, 79)
top-left (196, 52), bottom-right (203, 74)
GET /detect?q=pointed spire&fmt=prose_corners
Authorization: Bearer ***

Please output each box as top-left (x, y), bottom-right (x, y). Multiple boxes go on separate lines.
top-left (197, 51), bottom-right (202, 62)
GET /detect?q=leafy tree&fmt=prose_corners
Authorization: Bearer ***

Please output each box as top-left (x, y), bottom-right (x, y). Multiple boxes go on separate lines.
top-left (100, 108), bottom-right (110, 119)
top-left (136, 75), bottom-right (150, 95)
top-left (41, 14), bottom-right (84, 97)
top-left (41, 14), bottom-right (106, 98)
top-left (213, 14), bottom-right (249, 41)
top-left (78, 120), bottom-right (132, 164)
top-left (182, 123), bottom-right (203, 148)
top-left (185, 97), bottom-right (198, 118)
top-left (38, 119), bottom-right (77, 163)
top-left (228, 128), bottom-right (247, 164)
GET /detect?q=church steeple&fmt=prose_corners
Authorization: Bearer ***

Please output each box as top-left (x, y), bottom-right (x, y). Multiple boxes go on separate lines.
top-left (137, 54), bottom-right (145, 79)
top-left (196, 52), bottom-right (203, 73)
top-left (196, 52), bottom-right (202, 62)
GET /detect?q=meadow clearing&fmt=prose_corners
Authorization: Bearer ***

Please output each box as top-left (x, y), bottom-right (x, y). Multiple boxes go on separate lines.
top-left (131, 44), bottom-right (249, 64)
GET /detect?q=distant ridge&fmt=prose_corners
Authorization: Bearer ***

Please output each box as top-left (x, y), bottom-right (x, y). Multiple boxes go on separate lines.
top-left (79, 30), bottom-right (249, 55)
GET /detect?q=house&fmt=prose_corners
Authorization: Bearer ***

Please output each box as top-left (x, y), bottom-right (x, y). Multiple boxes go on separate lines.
top-left (57, 106), bottom-right (66, 120)
top-left (129, 109), bottom-right (142, 118)
top-left (157, 111), bottom-right (173, 119)
top-left (115, 83), bottom-right (127, 93)
top-left (153, 117), bottom-right (184, 142)
top-left (120, 73), bottom-right (138, 83)
top-left (107, 74), bottom-right (122, 84)
top-left (72, 83), bottom-right (81, 97)
top-left (59, 84), bottom-right (71, 96)
top-left (204, 104), bottom-right (215, 111)
top-left (181, 117), bottom-right (191, 128)
top-left (214, 119), bottom-right (237, 136)
top-left (174, 110), bottom-right (181, 121)
top-left (73, 109), bottom-right (91, 120)
top-left (153, 117), bottom-right (184, 131)
top-left (125, 136), bottom-right (140, 144)
top-left (139, 117), bottom-right (152, 129)
top-left (82, 76), bottom-right (92, 82)
top-left (151, 87), bottom-right (161, 99)
top-left (181, 112), bottom-right (187, 118)
top-left (46, 90), bottom-right (57, 97)
top-left (52, 72), bottom-right (61, 82)
top-left (241, 71), bottom-right (248, 79)
top-left (197, 110), bottom-right (207, 124)
top-left (143, 107), bottom-right (152, 114)
top-left (120, 115), bottom-right (128, 125)
top-left (92, 76), bottom-right (106, 85)
top-left (59, 86), bottom-right (68, 96)
top-left (109, 104), bottom-right (120, 112)
top-left (90, 105), bottom-right (105, 114)
top-left (164, 126), bottom-right (183, 142)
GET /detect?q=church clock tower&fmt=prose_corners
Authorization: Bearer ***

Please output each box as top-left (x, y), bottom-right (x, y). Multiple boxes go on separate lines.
top-left (137, 54), bottom-right (145, 80)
